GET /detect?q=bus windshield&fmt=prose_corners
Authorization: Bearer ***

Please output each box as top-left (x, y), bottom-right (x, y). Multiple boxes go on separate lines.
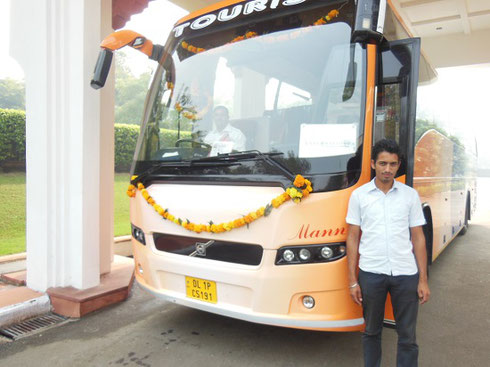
top-left (133, 2), bottom-right (366, 187)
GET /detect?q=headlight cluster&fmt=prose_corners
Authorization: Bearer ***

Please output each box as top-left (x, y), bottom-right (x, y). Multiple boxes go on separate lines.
top-left (275, 243), bottom-right (346, 265)
top-left (131, 223), bottom-right (146, 245)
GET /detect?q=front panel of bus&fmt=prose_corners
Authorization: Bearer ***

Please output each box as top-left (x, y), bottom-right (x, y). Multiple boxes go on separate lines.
top-left (128, 0), bottom-right (375, 331)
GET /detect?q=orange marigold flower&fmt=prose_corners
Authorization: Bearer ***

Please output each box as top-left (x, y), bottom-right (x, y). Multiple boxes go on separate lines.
top-left (302, 189), bottom-right (310, 198)
top-left (294, 175), bottom-right (305, 188)
top-left (235, 218), bottom-right (246, 227)
top-left (137, 183), bottom-right (144, 190)
top-left (148, 198), bottom-right (155, 205)
top-left (155, 205), bottom-right (165, 216)
top-left (328, 9), bottom-right (339, 18)
top-left (244, 215), bottom-right (253, 224)
top-left (141, 189), bottom-right (149, 200)
top-left (197, 48), bottom-right (205, 53)
top-left (182, 41), bottom-right (188, 48)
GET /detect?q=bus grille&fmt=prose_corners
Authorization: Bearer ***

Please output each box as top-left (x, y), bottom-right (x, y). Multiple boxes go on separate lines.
top-left (153, 233), bottom-right (263, 266)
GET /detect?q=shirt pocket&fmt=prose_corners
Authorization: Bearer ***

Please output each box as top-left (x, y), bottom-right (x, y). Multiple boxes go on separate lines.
top-left (360, 195), bottom-right (384, 227)
top-left (390, 200), bottom-right (410, 224)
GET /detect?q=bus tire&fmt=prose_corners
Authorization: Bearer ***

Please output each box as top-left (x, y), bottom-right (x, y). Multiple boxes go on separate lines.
top-left (458, 195), bottom-right (470, 236)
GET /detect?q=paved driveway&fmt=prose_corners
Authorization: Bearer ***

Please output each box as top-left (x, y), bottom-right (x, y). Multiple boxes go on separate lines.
top-left (1, 179), bottom-right (489, 367)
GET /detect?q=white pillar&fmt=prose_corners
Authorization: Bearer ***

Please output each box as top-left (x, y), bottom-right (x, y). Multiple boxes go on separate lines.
top-left (10, 0), bottom-right (113, 291)
top-left (99, 0), bottom-right (115, 275)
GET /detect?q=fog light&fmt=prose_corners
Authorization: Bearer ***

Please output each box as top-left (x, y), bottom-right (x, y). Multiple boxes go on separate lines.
top-left (339, 245), bottom-right (346, 254)
top-left (137, 263), bottom-right (144, 275)
top-left (283, 249), bottom-right (295, 262)
top-left (302, 295), bottom-right (315, 309)
top-left (299, 249), bottom-right (311, 261)
top-left (321, 246), bottom-right (333, 259)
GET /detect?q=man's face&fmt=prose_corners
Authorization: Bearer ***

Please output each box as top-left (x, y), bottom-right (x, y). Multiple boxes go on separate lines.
top-left (213, 108), bottom-right (229, 131)
top-left (371, 151), bottom-right (400, 184)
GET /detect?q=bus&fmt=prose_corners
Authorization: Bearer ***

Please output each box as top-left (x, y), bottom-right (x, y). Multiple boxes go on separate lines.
top-left (91, 0), bottom-right (477, 331)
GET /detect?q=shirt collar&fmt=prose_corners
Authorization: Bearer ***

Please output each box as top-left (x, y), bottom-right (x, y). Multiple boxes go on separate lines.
top-left (368, 177), bottom-right (400, 193)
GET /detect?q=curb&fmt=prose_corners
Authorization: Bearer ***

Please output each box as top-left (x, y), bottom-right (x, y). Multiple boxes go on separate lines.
top-left (0, 236), bottom-right (132, 265)
top-left (0, 295), bottom-right (51, 329)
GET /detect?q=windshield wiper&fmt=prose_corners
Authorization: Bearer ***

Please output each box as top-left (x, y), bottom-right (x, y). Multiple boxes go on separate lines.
top-left (131, 160), bottom-right (241, 185)
top-left (193, 150), bottom-right (295, 181)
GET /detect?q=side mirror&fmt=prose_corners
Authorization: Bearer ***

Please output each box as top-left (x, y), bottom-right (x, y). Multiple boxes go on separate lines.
top-left (90, 49), bottom-right (113, 89)
top-left (90, 30), bottom-right (165, 90)
top-left (342, 45), bottom-right (358, 102)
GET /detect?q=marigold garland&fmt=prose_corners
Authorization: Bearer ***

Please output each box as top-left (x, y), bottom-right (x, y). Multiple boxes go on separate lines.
top-left (181, 31), bottom-right (258, 55)
top-left (180, 8), bottom-right (341, 55)
top-left (174, 102), bottom-right (198, 121)
top-left (313, 9), bottom-right (339, 26)
top-left (127, 174), bottom-right (313, 234)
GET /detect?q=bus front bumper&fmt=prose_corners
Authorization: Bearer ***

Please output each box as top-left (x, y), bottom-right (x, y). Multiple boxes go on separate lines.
top-left (136, 275), bottom-right (364, 331)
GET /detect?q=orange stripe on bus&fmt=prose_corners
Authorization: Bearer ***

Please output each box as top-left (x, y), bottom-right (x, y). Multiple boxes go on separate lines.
top-left (359, 44), bottom-right (376, 185)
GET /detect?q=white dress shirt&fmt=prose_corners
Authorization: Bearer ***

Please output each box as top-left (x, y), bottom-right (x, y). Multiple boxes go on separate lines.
top-left (204, 124), bottom-right (246, 156)
top-left (346, 178), bottom-right (426, 276)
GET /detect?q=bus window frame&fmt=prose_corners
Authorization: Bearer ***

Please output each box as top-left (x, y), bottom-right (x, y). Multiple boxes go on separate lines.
top-left (377, 38), bottom-right (421, 186)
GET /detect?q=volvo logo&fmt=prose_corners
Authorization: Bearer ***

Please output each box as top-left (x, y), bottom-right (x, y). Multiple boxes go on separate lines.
top-left (189, 240), bottom-right (215, 257)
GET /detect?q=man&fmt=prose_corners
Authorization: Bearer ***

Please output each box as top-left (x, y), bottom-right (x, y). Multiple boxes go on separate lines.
top-left (203, 106), bottom-right (246, 156)
top-left (346, 139), bottom-right (430, 367)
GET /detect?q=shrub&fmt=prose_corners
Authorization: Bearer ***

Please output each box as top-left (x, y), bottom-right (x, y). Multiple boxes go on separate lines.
top-left (114, 123), bottom-right (140, 172)
top-left (114, 123), bottom-right (192, 172)
top-left (0, 108), bottom-right (26, 162)
top-left (0, 113), bottom-right (191, 172)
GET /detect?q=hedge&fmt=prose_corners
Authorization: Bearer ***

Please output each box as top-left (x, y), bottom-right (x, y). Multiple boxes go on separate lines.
top-left (114, 123), bottom-right (140, 171)
top-left (0, 109), bottom-right (26, 162)
top-left (0, 109), bottom-right (192, 172)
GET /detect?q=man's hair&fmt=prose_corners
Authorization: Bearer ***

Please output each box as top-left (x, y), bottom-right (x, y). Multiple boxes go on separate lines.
top-left (372, 139), bottom-right (401, 162)
top-left (213, 105), bottom-right (229, 117)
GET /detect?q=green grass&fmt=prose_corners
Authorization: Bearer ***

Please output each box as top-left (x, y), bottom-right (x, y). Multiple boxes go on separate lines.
top-left (0, 172), bottom-right (132, 256)
top-left (0, 173), bottom-right (26, 256)
top-left (114, 173), bottom-right (131, 237)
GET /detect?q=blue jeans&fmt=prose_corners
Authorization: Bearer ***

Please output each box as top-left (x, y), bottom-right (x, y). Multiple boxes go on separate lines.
top-left (358, 270), bottom-right (419, 367)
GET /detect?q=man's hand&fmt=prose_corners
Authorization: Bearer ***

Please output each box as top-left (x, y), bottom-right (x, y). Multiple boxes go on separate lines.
top-left (350, 284), bottom-right (363, 305)
top-left (418, 280), bottom-right (430, 304)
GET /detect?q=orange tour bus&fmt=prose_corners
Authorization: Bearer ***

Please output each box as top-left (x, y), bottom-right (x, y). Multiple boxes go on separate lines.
top-left (91, 0), bottom-right (477, 331)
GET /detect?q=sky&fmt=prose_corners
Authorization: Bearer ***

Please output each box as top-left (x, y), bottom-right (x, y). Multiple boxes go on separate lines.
top-left (1, 0), bottom-right (489, 168)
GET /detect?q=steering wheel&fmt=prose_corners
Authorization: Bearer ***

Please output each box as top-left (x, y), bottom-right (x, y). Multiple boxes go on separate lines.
top-left (175, 138), bottom-right (211, 149)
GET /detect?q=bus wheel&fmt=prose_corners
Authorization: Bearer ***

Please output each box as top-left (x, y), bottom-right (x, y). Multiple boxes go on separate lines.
top-left (458, 197), bottom-right (470, 236)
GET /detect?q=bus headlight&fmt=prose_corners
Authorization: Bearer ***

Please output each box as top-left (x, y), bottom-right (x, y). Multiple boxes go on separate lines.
top-left (283, 249), bottom-right (295, 262)
top-left (275, 243), bottom-right (346, 265)
top-left (131, 224), bottom-right (146, 245)
top-left (320, 246), bottom-right (334, 259)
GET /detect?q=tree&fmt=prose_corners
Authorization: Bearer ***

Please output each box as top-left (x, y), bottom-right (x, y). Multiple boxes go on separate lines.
top-left (0, 78), bottom-right (25, 110)
top-left (115, 52), bottom-right (152, 124)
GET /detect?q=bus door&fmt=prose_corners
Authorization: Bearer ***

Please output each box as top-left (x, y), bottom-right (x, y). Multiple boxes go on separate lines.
top-left (375, 38), bottom-right (421, 186)
top-left (375, 38), bottom-right (421, 326)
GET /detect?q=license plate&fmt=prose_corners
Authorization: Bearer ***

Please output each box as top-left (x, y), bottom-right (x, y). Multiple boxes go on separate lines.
top-left (185, 276), bottom-right (217, 304)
